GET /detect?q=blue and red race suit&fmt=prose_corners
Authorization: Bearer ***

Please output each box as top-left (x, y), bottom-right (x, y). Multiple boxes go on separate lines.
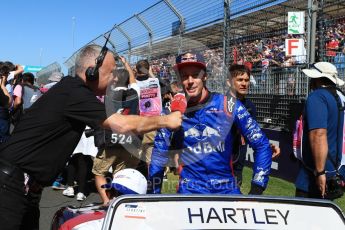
top-left (148, 92), bottom-right (272, 194)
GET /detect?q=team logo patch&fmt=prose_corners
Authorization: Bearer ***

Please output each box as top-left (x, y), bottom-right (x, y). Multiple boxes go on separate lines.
top-left (227, 97), bottom-right (235, 113)
top-left (253, 168), bottom-right (269, 183)
top-left (184, 124), bottom-right (221, 141)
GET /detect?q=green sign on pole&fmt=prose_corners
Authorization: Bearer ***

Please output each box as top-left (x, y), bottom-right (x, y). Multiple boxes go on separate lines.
top-left (288, 12), bottom-right (305, 34)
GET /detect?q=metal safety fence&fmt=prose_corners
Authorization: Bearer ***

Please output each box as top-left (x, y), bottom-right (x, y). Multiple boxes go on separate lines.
top-left (63, 0), bottom-right (345, 130)
top-left (247, 65), bottom-right (308, 129)
top-left (36, 62), bottom-right (62, 86)
top-left (249, 66), bottom-right (308, 96)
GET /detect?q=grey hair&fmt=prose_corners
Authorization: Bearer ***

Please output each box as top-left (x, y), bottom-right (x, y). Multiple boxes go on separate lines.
top-left (75, 44), bottom-right (103, 76)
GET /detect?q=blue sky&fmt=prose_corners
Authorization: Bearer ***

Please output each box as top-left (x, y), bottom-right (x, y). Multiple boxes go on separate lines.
top-left (0, 0), bottom-right (157, 72)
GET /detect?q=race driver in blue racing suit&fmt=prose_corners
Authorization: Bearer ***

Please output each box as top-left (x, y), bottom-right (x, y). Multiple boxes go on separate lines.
top-left (148, 52), bottom-right (272, 195)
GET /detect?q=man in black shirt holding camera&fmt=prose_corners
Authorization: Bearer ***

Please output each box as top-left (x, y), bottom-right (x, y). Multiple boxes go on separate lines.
top-left (0, 45), bottom-right (182, 230)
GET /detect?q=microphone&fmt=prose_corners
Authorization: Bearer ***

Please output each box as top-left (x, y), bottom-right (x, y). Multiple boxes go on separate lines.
top-left (170, 93), bottom-right (187, 114)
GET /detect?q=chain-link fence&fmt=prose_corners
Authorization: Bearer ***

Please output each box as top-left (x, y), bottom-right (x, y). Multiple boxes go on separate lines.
top-left (64, 0), bottom-right (345, 130)
top-left (36, 62), bottom-right (62, 86)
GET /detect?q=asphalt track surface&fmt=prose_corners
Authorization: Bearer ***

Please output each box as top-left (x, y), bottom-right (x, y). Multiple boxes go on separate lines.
top-left (40, 182), bottom-right (102, 229)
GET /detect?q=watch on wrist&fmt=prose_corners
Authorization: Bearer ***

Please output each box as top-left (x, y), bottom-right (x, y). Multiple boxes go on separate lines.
top-left (314, 169), bottom-right (325, 177)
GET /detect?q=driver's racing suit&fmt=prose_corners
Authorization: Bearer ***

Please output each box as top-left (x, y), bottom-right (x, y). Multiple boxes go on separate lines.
top-left (148, 92), bottom-right (272, 194)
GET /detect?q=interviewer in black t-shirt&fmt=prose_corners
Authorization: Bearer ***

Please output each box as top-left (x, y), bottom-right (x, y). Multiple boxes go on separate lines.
top-left (0, 45), bottom-right (182, 230)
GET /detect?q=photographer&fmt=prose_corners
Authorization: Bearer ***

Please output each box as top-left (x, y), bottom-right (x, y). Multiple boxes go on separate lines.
top-left (295, 62), bottom-right (345, 200)
top-left (0, 63), bottom-right (13, 143)
top-left (3, 62), bottom-right (24, 83)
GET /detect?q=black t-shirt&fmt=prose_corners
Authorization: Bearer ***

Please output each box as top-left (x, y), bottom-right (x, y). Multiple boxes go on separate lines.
top-left (0, 76), bottom-right (107, 186)
top-left (0, 88), bottom-right (9, 107)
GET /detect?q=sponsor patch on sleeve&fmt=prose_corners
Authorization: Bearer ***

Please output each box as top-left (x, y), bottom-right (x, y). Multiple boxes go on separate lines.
top-left (225, 95), bottom-right (235, 116)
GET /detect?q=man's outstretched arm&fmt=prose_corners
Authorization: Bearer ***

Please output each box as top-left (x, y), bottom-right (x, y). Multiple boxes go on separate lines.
top-left (102, 111), bottom-right (182, 135)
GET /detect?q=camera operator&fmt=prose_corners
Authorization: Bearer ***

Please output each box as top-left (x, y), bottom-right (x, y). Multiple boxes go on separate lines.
top-left (0, 45), bottom-right (182, 229)
top-left (3, 62), bottom-right (24, 98)
top-left (295, 62), bottom-right (345, 200)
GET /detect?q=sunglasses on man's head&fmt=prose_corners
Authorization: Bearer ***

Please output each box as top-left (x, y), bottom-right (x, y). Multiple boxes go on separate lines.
top-left (181, 55), bottom-right (198, 62)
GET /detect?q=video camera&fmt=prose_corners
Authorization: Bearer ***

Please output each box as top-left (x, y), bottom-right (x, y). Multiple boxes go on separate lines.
top-left (84, 128), bottom-right (110, 148)
top-left (325, 173), bottom-right (344, 200)
top-left (84, 128), bottom-right (96, 138)
top-left (84, 128), bottom-right (121, 148)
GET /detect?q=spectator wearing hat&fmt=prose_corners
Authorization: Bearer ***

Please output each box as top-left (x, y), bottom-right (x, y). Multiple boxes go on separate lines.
top-left (148, 52), bottom-right (272, 195)
top-left (295, 62), bottom-right (345, 200)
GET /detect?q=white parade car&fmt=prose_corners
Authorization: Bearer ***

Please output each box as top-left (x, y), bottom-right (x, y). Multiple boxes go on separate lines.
top-left (52, 195), bottom-right (345, 230)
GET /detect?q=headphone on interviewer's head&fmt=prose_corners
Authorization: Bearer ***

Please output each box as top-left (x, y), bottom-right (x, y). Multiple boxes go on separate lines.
top-left (85, 27), bottom-right (114, 81)
top-left (85, 46), bottom-right (109, 81)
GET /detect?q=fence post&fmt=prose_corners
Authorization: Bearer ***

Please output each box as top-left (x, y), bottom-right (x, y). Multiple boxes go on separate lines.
top-left (163, 0), bottom-right (185, 54)
top-left (307, 0), bottom-right (318, 64)
top-left (115, 25), bottom-right (132, 61)
top-left (223, 0), bottom-right (231, 94)
top-left (317, 0), bottom-right (325, 61)
top-left (135, 14), bottom-right (153, 62)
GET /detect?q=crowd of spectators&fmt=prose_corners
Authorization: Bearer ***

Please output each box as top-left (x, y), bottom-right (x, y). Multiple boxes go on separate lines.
top-left (140, 16), bottom-right (344, 97)
top-left (150, 55), bottom-right (175, 82)
top-left (322, 17), bottom-right (345, 56)
top-left (0, 61), bottom-right (67, 140)
top-left (320, 17), bottom-right (345, 77)
top-left (146, 35), bottom-right (306, 77)
top-left (231, 34), bottom-right (307, 69)
top-left (145, 16), bottom-right (345, 82)
top-left (0, 61), bottom-right (23, 143)
top-left (140, 47), bottom-right (224, 83)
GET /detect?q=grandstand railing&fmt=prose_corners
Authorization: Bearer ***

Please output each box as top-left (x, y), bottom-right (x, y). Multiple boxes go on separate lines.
top-left (250, 66), bottom-right (308, 96)
top-left (247, 65), bottom-right (308, 130)
top-left (318, 51), bottom-right (345, 80)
